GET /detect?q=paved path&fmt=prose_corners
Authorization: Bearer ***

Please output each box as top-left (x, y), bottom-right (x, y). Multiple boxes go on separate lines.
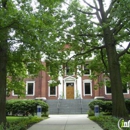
top-left (28, 114), bottom-right (103, 130)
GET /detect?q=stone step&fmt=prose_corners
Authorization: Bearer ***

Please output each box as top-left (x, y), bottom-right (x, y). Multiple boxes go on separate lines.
top-left (46, 99), bottom-right (93, 114)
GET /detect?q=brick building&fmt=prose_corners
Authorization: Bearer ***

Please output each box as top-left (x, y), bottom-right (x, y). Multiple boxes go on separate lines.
top-left (7, 51), bottom-right (130, 101)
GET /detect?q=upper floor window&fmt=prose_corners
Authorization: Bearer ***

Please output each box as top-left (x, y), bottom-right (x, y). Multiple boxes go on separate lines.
top-left (83, 64), bottom-right (91, 75)
top-left (65, 65), bottom-right (75, 76)
top-left (12, 90), bottom-right (19, 96)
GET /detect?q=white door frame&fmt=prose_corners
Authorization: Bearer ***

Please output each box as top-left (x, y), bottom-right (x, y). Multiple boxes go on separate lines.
top-left (63, 76), bottom-right (76, 99)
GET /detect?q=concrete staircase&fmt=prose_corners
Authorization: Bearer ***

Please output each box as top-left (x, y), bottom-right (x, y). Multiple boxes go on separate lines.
top-left (46, 99), bottom-right (93, 114)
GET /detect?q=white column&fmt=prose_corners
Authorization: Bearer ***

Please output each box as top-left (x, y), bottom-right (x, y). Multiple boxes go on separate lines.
top-left (77, 66), bottom-right (82, 99)
top-left (58, 75), bottom-right (63, 99)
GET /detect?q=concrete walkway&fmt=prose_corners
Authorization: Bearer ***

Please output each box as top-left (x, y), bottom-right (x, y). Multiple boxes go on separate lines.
top-left (28, 114), bottom-right (103, 130)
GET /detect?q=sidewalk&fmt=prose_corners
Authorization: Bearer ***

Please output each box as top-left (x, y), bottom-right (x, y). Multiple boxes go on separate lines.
top-left (28, 114), bottom-right (103, 130)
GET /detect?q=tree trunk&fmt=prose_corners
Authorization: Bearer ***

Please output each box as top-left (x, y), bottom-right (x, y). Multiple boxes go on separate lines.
top-left (104, 28), bottom-right (128, 118)
top-left (0, 30), bottom-right (8, 126)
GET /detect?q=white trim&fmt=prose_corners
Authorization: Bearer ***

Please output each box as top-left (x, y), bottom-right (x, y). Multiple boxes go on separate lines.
top-left (64, 76), bottom-right (76, 81)
top-left (84, 70), bottom-right (91, 76)
top-left (26, 81), bottom-right (35, 96)
top-left (58, 75), bottom-right (63, 99)
top-left (65, 66), bottom-right (75, 76)
top-left (77, 67), bottom-right (82, 99)
top-left (12, 91), bottom-right (18, 96)
top-left (83, 64), bottom-right (91, 76)
top-left (105, 84), bottom-right (129, 95)
top-left (83, 79), bottom-right (92, 96)
top-left (48, 80), bottom-right (57, 97)
top-left (63, 76), bottom-right (76, 99)
top-left (123, 89), bottom-right (129, 94)
top-left (48, 86), bottom-right (57, 97)
top-left (105, 85), bottom-right (111, 95)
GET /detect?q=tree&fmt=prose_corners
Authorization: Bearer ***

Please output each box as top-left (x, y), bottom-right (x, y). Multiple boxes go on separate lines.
top-left (45, 0), bottom-right (130, 118)
top-left (0, 0), bottom-right (64, 126)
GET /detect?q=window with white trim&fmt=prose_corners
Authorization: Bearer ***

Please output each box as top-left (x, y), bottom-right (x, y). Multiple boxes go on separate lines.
top-left (65, 65), bottom-right (75, 76)
top-left (122, 83), bottom-right (129, 94)
top-left (49, 86), bottom-right (57, 96)
top-left (12, 90), bottom-right (18, 96)
top-left (105, 86), bottom-right (111, 94)
top-left (83, 80), bottom-right (92, 95)
top-left (26, 81), bottom-right (35, 96)
top-left (105, 82), bottom-right (129, 95)
top-left (83, 64), bottom-right (91, 75)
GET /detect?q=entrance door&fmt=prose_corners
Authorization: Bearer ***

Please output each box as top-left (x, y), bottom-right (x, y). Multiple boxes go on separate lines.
top-left (66, 83), bottom-right (74, 99)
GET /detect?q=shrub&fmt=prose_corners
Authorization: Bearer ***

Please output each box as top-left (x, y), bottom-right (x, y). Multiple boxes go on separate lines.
top-left (125, 99), bottom-right (130, 114)
top-left (87, 109), bottom-right (94, 116)
top-left (89, 100), bottom-right (112, 113)
top-left (89, 99), bottom-right (130, 115)
top-left (89, 115), bottom-right (119, 130)
top-left (6, 99), bottom-right (48, 116)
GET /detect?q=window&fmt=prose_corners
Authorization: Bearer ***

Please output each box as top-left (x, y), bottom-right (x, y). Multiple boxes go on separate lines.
top-left (26, 81), bottom-right (35, 96)
top-left (83, 80), bottom-right (92, 95)
top-left (65, 65), bottom-right (74, 76)
top-left (105, 86), bottom-right (111, 94)
top-left (49, 86), bottom-right (57, 96)
top-left (105, 84), bottom-right (129, 95)
top-left (123, 88), bottom-right (128, 94)
top-left (122, 83), bottom-right (129, 94)
top-left (12, 90), bottom-right (18, 96)
top-left (83, 64), bottom-right (91, 75)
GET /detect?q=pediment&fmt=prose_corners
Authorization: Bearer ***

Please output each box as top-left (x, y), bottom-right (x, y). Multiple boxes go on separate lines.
top-left (64, 76), bottom-right (76, 81)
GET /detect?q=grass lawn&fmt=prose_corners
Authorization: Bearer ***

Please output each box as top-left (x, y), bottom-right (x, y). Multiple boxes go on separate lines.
top-left (2, 116), bottom-right (48, 130)
top-left (7, 116), bottom-right (28, 122)
top-left (89, 114), bottom-right (130, 130)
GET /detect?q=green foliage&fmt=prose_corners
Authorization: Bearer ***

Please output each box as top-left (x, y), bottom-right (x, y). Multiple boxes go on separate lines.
top-left (0, 0), bottom-right (64, 95)
top-left (125, 99), bottom-right (130, 114)
top-left (89, 99), bottom-right (130, 115)
top-left (87, 109), bottom-right (94, 116)
top-left (0, 116), bottom-right (44, 130)
top-left (89, 115), bottom-right (121, 130)
top-left (6, 100), bottom-right (48, 116)
top-left (89, 100), bottom-right (112, 113)
top-left (0, 0), bottom-right (64, 125)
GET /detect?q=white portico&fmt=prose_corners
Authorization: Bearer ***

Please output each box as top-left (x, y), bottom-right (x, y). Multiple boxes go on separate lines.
top-left (58, 76), bottom-right (82, 99)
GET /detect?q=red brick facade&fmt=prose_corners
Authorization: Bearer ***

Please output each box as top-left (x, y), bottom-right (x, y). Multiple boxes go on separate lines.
top-left (7, 62), bottom-right (130, 100)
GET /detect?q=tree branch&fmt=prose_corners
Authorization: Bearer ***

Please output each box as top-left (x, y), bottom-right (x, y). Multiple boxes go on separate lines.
top-left (83, 0), bottom-right (99, 11)
top-left (91, 21), bottom-right (100, 26)
top-left (67, 45), bottom-right (106, 61)
top-left (93, 0), bottom-right (102, 24)
top-left (2, 0), bottom-right (8, 8)
top-left (112, 20), bottom-right (125, 35)
top-left (126, 28), bottom-right (130, 34)
top-left (118, 42), bottom-right (130, 58)
top-left (77, 9), bottom-right (96, 15)
top-left (100, 48), bottom-right (108, 73)
top-left (78, 33), bottom-right (103, 37)
top-left (97, 0), bottom-right (106, 20)
top-left (0, 22), bottom-right (17, 30)
top-left (106, 0), bottom-right (117, 17)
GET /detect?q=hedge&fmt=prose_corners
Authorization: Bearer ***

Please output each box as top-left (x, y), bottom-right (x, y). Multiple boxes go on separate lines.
top-left (89, 100), bottom-right (112, 113)
top-left (6, 99), bottom-right (48, 116)
top-left (89, 99), bottom-right (130, 114)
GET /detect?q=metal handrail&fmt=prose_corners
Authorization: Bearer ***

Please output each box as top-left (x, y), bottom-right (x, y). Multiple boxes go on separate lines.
top-left (80, 98), bottom-right (83, 114)
top-left (57, 99), bottom-right (60, 114)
